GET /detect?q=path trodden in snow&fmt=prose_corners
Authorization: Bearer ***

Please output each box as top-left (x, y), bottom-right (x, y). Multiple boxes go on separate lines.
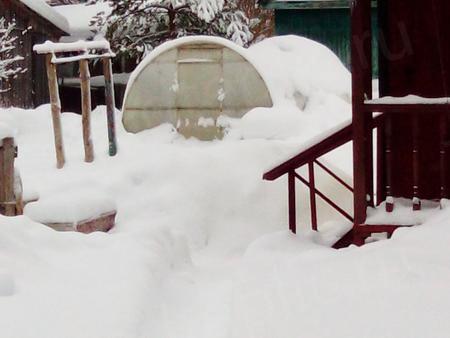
top-left (159, 254), bottom-right (237, 338)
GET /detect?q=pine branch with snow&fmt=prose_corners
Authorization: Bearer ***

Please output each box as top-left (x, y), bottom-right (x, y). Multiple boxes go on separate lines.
top-left (89, 0), bottom-right (253, 60)
top-left (0, 18), bottom-right (26, 92)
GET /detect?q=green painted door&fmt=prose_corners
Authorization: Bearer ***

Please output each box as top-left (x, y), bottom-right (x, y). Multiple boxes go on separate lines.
top-left (275, 8), bottom-right (378, 76)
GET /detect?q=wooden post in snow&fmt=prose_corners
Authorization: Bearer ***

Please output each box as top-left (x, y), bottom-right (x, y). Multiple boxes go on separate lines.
top-left (0, 138), bottom-right (16, 216)
top-left (102, 57), bottom-right (117, 156)
top-left (45, 54), bottom-right (65, 169)
top-left (79, 59), bottom-right (94, 163)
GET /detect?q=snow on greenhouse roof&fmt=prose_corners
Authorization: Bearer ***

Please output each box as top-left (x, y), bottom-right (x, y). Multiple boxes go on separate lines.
top-left (53, 2), bottom-right (112, 39)
top-left (19, 0), bottom-right (70, 33)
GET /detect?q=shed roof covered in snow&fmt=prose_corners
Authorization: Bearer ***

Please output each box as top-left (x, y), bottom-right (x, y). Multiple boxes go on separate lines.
top-left (122, 36), bottom-right (273, 140)
top-left (53, 2), bottom-right (112, 40)
top-left (18, 0), bottom-right (70, 34)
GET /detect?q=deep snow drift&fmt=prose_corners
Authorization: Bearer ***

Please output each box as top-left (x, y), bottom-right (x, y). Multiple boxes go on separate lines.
top-left (0, 36), bottom-right (448, 338)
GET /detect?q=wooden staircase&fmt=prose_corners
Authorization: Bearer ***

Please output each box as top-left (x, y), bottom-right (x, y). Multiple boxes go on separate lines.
top-left (263, 115), bottom-right (416, 248)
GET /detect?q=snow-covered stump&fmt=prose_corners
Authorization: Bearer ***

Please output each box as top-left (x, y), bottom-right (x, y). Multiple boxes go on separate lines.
top-left (24, 192), bottom-right (117, 234)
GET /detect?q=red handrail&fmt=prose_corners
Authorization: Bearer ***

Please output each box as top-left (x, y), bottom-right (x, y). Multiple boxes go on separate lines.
top-left (263, 115), bottom-right (383, 233)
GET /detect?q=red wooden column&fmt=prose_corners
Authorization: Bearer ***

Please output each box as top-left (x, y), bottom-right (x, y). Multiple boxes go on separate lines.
top-left (412, 114), bottom-right (421, 210)
top-left (440, 113), bottom-right (448, 200)
top-left (351, 0), bottom-right (373, 225)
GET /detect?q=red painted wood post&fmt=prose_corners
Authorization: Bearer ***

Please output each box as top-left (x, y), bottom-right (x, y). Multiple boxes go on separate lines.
top-left (308, 162), bottom-right (318, 231)
top-left (102, 57), bottom-right (117, 156)
top-left (384, 115), bottom-right (394, 212)
top-left (412, 114), bottom-right (421, 211)
top-left (288, 170), bottom-right (297, 234)
top-left (351, 0), bottom-right (372, 225)
top-left (376, 116), bottom-right (386, 206)
top-left (440, 112), bottom-right (448, 200)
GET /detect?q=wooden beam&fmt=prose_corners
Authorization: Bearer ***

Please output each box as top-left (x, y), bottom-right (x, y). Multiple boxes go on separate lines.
top-left (45, 54), bottom-right (65, 169)
top-left (364, 103), bottom-right (450, 113)
top-left (79, 59), bottom-right (94, 163)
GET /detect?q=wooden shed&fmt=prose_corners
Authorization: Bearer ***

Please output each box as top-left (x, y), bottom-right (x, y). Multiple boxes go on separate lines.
top-left (0, 0), bottom-right (69, 108)
top-left (260, 0), bottom-right (378, 73)
top-left (263, 0), bottom-right (450, 247)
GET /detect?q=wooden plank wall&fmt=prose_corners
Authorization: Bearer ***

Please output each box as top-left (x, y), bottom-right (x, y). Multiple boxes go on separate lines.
top-left (0, 0), bottom-right (64, 108)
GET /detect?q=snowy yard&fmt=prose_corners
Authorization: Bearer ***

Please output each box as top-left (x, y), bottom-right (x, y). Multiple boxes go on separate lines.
top-left (1, 35), bottom-right (450, 338)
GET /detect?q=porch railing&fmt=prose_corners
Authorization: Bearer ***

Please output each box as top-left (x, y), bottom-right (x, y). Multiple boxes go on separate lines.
top-left (263, 115), bottom-right (382, 233)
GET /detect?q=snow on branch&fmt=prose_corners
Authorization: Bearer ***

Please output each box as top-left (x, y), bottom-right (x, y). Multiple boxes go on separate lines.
top-left (0, 18), bottom-right (27, 92)
top-left (88, 0), bottom-right (253, 60)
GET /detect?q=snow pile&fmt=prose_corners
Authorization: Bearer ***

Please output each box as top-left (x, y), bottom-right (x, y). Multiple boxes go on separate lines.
top-left (0, 214), bottom-right (189, 338)
top-left (218, 36), bottom-right (352, 167)
top-left (0, 36), bottom-right (390, 338)
top-left (0, 122), bottom-right (15, 141)
top-left (229, 210), bottom-right (450, 338)
top-left (24, 190), bottom-right (116, 224)
top-left (250, 35), bottom-right (351, 105)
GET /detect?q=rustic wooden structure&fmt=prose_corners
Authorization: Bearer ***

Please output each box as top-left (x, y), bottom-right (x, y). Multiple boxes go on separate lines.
top-left (0, 138), bottom-right (23, 216)
top-left (34, 40), bottom-right (118, 168)
top-left (264, 0), bottom-right (450, 247)
top-left (0, 0), bottom-right (69, 108)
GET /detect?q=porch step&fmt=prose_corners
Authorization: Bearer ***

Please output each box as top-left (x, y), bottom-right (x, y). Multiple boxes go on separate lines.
top-left (332, 224), bottom-right (413, 249)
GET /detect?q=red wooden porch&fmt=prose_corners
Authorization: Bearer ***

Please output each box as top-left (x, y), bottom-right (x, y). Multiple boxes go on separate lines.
top-left (263, 0), bottom-right (450, 247)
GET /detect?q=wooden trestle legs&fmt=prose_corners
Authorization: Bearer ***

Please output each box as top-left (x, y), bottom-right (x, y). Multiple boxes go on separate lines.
top-left (36, 40), bottom-right (117, 168)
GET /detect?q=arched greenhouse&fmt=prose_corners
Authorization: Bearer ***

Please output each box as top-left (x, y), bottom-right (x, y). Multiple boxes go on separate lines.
top-left (122, 36), bottom-right (273, 140)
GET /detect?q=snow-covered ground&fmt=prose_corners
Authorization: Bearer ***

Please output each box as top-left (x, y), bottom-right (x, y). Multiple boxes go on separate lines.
top-left (0, 36), bottom-right (448, 338)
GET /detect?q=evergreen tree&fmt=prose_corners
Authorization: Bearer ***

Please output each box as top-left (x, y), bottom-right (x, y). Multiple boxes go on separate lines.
top-left (89, 0), bottom-right (253, 60)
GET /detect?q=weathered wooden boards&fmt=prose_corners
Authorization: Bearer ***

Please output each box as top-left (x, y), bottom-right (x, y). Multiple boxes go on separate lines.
top-left (44, 211), bottom-right (116, 234)
top-left (36, 40), bottom-right (118, 168)
top-left (0, 138), bottom-right (22, 216)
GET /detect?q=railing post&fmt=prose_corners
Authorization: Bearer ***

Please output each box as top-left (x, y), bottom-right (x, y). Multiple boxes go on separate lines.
top-left (288, 171), bottom-right (297, 234)
top-left (308, 162), bottom-right (318, 231)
